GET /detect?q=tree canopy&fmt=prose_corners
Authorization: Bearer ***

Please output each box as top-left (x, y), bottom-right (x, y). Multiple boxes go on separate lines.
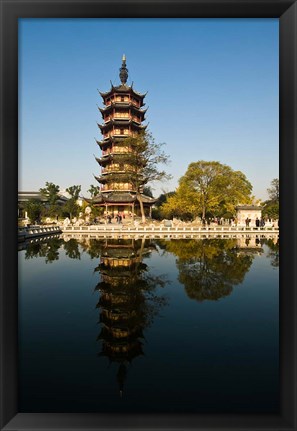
top-left (63, 185), bottom-right (81, 221)
top-left (161, 161), bottom-right (252, 220)
top-left (267, 178), bottom-right (279, 201)
top-left (263, 178), bottom-right (279, 219)
top-left (39, 182), bottom-right (60, 205)
top-left (88, 184), bottom-right (100, 198)
top-left (24, 199), bottom-right (43, 223)
top-left (39, 182), bottom-right (61, 218)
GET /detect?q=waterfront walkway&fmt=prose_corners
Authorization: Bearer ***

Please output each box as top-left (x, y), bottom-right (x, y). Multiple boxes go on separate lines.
top-left (18, 223), bottom-right (279, 241)
top-left (61, 224), bottom-right (279, 239)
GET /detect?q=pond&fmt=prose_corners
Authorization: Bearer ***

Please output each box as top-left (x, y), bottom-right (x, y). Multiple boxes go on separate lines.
top-left (18, 235), bottom-right (279, 413)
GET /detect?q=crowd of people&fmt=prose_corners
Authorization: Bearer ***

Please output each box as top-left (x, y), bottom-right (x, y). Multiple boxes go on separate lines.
top-left (106, 212), bottom-right (128, 224)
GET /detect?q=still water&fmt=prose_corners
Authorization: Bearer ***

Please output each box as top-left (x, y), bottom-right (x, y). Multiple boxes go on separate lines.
top-left (18, 236), bottom-right (279, 413)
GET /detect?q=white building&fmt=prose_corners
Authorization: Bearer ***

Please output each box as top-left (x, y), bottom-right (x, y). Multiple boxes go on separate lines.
top-left (236, 205), bottom-right (262, 226)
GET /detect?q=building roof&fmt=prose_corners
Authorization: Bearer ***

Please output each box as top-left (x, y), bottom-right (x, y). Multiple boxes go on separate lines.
top-left (85, 192), bottom-right (156, 205)
top-left (18, 191), bottom-right (68, 203)
top-left (99, 84), bottom-right (146, 100)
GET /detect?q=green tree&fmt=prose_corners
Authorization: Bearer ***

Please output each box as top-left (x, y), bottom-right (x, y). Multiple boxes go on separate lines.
top-left (23, 199), bottom-right (43, 223)
top-left (104, 130), bottom-right (172, 223)
top-left (263, 178), bottom-right (279, 219)
top-left (161, 182), bottom-right (198, 220)
top-left (267, 178), bottom-right (279, 201)
top-left (39, 182), bottom-right (61, 220)
top-left (162, 161), bottom-right (252, 219)
top-left (66, 185), bottom-right (81, 200)
top-left (263, 200), bottom-right (279, 219)
top-left (88, 184), bottom-right (100, 198)
top-left (40, 182), bottom-right (60, 205)
top-left (143, 185), bottom-right (154, 198)
top-left (155, 191), bottom-right (175, 207)
top-left (151, 191), bottom-right (176, 220)
top-left (63, 185), bottom-right (81, 221)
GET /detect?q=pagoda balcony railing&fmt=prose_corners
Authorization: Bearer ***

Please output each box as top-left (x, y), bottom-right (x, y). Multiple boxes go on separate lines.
top-left (110, 117), bottom-right (131, 123)
top-left (102, 150), bottom-right (131, 156)
top-left (113, 114), bottom-right (130, 119)
top-left (100, 187), bottom-right (135, 192)
top-left (112, 132), bottom-right (129, 137)
top-left (101, 168), bottom-right (131, 174)
top-left (106, 115), bottom-right (141, 122)
top-left (103, 132), bottom-right (138, 139)
top-left (104, 101), bottom-right (142, 109)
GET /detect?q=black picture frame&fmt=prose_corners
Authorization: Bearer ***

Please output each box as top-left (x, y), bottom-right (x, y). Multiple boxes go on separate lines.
top-left (1, 1), bottom-right (296, 430)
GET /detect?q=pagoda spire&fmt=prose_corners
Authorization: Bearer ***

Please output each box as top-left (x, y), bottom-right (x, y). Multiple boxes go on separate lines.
top-left (119, 54), bottom-right (128, 85)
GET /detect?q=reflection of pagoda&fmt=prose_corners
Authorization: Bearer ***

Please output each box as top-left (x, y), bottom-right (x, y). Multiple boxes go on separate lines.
top-left (92, 55), bottom-right (156, 216)
top-left (95, 238), bottom-right (151, 395)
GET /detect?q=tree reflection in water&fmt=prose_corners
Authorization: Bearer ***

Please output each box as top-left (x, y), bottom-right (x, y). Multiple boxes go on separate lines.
top-left (63, 238), bottom-right (81, 260)
top-left (93, 238), bottom-right (168, 396)
top-left (159, 238), bottom-right (260, 302)
top-left (263, 238), bottom-right (279, 268)
top-left (24, 237), bottom-right (63, 263)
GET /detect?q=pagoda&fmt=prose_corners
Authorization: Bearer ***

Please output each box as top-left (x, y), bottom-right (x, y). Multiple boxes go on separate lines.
top-left (92, 55), bottom-right (156, 217)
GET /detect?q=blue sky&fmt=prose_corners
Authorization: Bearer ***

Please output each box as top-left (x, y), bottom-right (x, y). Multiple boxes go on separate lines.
top-left (19, 18), bottom-right (279, 200)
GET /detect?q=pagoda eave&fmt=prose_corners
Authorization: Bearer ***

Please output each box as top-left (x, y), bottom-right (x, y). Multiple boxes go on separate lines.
top-left (90, 192), bottom-right (156, 206)
top-left (99, 103), bottom-right (147, 114)
top-left (97, 137), bottom-right (128, 149)
top-left (94, 175), bottom-right (107, 184)
top-left (99, 85), bottom-right (146, 101)
top-left (95, 155), bottom-right (112, 166)
top-left (98, 120), bottom-right (146, 130)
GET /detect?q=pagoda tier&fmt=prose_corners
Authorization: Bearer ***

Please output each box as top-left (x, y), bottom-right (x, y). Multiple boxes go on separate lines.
top-left (99, 342), bottom-right (144, 363)
top-left (94, 154), bottom-right (112, 166)
top-left (86, 192), bottom-right (155, 205)
top-left (97, 119), bottom-right (147, 133)
top-left (98, 293), bottom-right (144, 309)
top-left (97, 326), bottom-right (144, 342)
top-left (94, 174), bottom-right (142, 188)
top-left (95, 153), bottom-right (137, 167)
top-left (99, 86), bottom-right (146, 106)
top-left (96, 136), bottom-right (131, 150)
top-left (98, 103), bottom-right (147, 116)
